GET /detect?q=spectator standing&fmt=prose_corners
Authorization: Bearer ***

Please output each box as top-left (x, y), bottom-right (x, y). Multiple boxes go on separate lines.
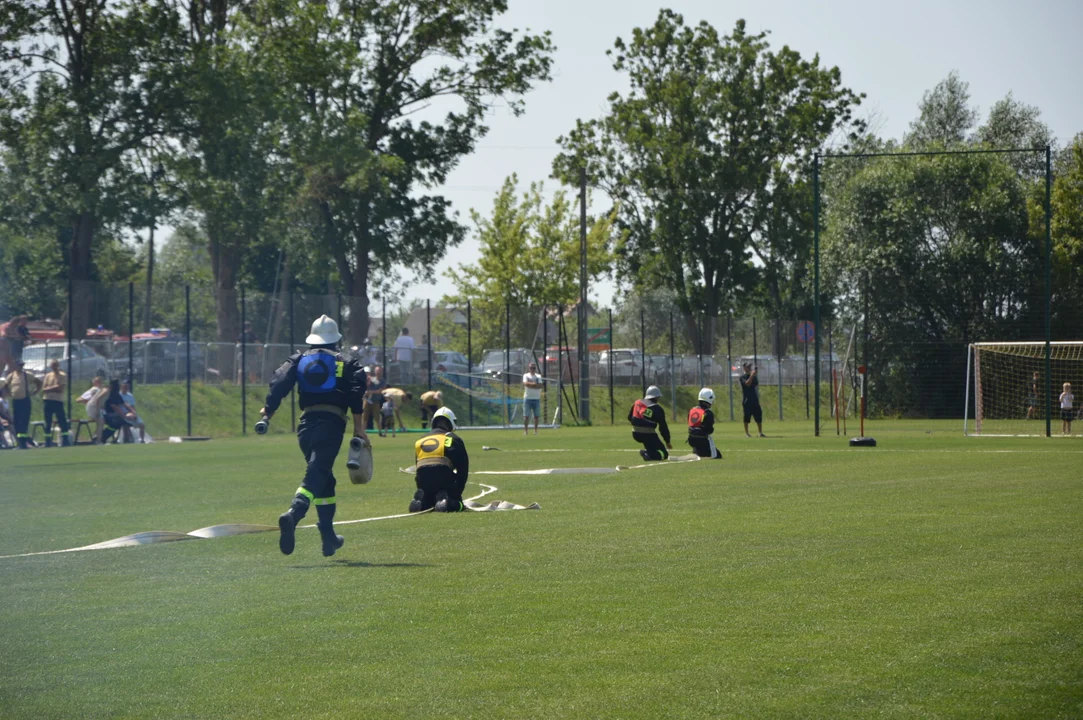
top-left (76, 376), bottom-right (107, 443)
top-left (1060, 382), bottom-right (1074, 436)
top-left (0, 315), bottom-right (31, 372)
top-left (419, 389), bottom-right (443, 429)
top-left (363, 366), bottom-right (386, 432)
top-left (41, 358), bottom-right (70, 447)
top-left (0, 383), bottom-right (15, 448)
top-left (120, 381), bottom-right (146, 443)
top-left (1027, 371), bottom-right (1040, 420)
top-left (393, 328), bottom-right (416, 384)
top-left (740, 362), bottom-right (765, 437)
top-left (382, 386), bottom-right (412, 431)
top-left (380, 396), bottom-right (397, 437)
top-left (4, 359), bottom-right (41, 448)
top-left (357, 339), bottom-right (378, 368)
top-left (522, 362), bottom-right (544, 435)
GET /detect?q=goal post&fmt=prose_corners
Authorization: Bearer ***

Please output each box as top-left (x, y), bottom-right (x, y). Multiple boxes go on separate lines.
top-left (965, 342), bottom-right (1083, 436)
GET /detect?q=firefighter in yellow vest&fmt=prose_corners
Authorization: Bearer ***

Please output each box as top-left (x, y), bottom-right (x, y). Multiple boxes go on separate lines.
top-left (409, 407), bottom-right (470, 513)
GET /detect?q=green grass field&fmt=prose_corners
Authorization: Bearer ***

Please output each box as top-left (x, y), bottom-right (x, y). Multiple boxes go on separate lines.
top-left (1, 422), bottom-right (1081, 719)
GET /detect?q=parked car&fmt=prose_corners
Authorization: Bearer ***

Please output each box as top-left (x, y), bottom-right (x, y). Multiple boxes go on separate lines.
top-left (597, 348), bottom-right (645, 384)
top-left (432, 350), bottom-right (471, 374)
top-left (542, 346), bottom-right (579, 382)
top-left (112, 333), bottom-right (208, 384)
top-left (21, 342), bottom-right (109, 381)
top-left (480, 348), bottom-right (533, 382)
top-left (645, 354), bottom-right (672, 384)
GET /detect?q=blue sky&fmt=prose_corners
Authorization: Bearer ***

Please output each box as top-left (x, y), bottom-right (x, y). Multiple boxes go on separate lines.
top-left (399, 0), bottom-right (1082, 309)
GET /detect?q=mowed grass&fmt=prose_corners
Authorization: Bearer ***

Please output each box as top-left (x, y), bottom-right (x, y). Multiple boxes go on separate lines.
top-left (1, 422), bottom-right (1081, 719)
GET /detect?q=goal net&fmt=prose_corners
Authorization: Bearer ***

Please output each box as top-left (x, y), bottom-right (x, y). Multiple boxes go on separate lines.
top-left (966, 342), bottom-right (1083, 436)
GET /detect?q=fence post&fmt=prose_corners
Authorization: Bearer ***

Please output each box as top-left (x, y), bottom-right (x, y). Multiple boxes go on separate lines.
top-left (697, 313), bottom-right (703, 388)
top-left (66, 274), bottom-right (73, 418)
top-left (776, 317), bottom-right (783, 423)
top-left (504, 302), bottom-right (511, 427)
top-left (128, 282), bottom-right (134, 389)
top-left (467, 300), bottom-right (473, 426)
top-left (241, 287), bottom-right (247, 436)
top-left (804, 324), bottom-right (810, 420)
top-left (813, 151), bottom-right (821, 436)
top-left (289, 289), bottom-right (295, 432)
top-left (185, 285), bottom-right (191, 437)
top-left (727, 313), bottom-right (734, 422)
top-left (609, 308), bottom-right (615, 425)
top-left (542, 304), bottom-right (548, 425)
top-left (752, 316), bottom-right (758, 367)
top-left (669, 311), bottom-right (676, 422)
top-left (426, 298), bottom-right (432, 391)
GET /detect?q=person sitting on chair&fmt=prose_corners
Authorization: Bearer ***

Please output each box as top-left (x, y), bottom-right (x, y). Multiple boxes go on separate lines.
top-left (120, 380), bottom-right (146, 443)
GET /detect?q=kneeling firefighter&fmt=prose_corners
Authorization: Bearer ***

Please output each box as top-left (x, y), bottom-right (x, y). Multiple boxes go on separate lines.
top-left (687, 387), bottom-right (723, 459)
top-left (410, 407), bottom-right (470, 513)
top-left (628, 385), bottom-right (672, 461)
top-left (259, 314), bottom-right (370, 557)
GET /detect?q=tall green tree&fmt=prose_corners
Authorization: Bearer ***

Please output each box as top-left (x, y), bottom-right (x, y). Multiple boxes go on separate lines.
top-left (553, 11), bottom-right (863, 351)
top-left (0, 0), bottom-right (185, 336)
top-left (249, 0), bottom-right (554, 345)
top-left (440, 175), bottom-right (615, 357)
top-left (1050, 134), bottom-right (1083, 337)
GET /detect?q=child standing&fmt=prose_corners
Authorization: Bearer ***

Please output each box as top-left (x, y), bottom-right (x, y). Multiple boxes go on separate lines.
top-left (1060, 382), bottom-right (1074, 435)
top-left (380, 396), bottom-right (397, 438)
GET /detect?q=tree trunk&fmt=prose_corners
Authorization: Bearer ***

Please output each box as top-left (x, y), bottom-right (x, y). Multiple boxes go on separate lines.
top-left (208, 225), bottom-right (241, 343)
top-left (69, 212), bottom-right (95, 341)
top-left (344, 251), bottom-right (370, 346)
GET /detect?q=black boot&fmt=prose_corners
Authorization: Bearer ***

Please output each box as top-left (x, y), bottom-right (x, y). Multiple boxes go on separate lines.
top-left (409, 488), bottom-right (426, 513)
top-left (316, 504), bottom-right (344, 557)
top-left (278, 495), bottom-right (310, 555)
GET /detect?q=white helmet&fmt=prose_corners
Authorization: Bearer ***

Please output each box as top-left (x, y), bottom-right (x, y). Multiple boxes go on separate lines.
top-left (306, 314), bottom-right (342, 345)
top-left (644, 385), bottom-right (662, 400)
top-left (432, 406), bottom-right (457, 431)
top-left (698, 387), bottom-right (715, 404)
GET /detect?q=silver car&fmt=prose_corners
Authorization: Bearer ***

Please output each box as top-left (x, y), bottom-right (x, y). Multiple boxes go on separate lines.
top-left (21, 342), bottom-right (110, 381)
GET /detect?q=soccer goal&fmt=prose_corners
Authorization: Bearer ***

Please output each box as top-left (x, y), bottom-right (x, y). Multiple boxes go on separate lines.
top-left (965, 342), bottom-right (1083, 436)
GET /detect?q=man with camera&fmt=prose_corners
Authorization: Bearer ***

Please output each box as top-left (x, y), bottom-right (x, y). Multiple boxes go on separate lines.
top-left (740, 361), bottom-right (765, 438)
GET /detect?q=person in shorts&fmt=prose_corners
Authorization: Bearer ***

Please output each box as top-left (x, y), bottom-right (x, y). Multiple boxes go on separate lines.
top-left (1026, 371), bottom-right (1040, 419)
top-left (380, 396), bottom-right (397, 437)
top-left (740, 362), bottom-right (765, 437)
top-left (522, 361), bottom-right (543, 435)
top-left (419, 389), bottom-right (443, 429)
top-left (1060, 382), bottom-right (1074, 435)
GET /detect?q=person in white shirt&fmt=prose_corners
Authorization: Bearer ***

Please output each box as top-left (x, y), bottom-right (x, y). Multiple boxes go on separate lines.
top-left (1060, 382), bottom-right (1074, 436)
top-left (76, 375), bottom-right (107, 443)
top-left (393, 328), bottom-right (416, 384)
top-left (522, 361), bottom-right (544, 435)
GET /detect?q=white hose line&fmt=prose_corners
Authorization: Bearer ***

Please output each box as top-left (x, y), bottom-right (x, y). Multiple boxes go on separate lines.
top-left (0, 482), bottom-right (506, 560)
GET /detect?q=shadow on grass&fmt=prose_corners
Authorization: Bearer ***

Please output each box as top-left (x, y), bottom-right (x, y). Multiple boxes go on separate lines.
top-left (290, 560), bottom-right (432, 569)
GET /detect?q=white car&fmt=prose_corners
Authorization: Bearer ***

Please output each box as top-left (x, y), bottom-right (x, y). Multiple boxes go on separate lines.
top-left (21, 342), bottom-right (110, 381)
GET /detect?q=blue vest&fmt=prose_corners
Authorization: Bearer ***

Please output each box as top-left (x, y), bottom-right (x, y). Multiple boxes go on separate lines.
top-left (297, 350), bottom-right (340, 394)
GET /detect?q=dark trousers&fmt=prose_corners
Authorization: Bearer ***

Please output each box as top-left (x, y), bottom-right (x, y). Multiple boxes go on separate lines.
top-left (44, 400), bottom-right (69, 447)
top-left (297, 411), bottom-right (347, 500)
top-left (13, 396), bottom-right (30, 448)
top-left (688, 435), bottom-right (721, 459)
top-left (412, 467), bottom-right (465, 512)
top-left (632, 431), bottom-right (668, 461)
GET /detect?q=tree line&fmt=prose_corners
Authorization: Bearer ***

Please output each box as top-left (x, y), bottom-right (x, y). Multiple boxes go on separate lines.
top-left (1, 3), bottom-right (1079, 384)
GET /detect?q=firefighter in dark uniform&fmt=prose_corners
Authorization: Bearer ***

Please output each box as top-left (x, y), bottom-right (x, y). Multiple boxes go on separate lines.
top-left (687, 387), bottom-right (723, 459)
top-left (628, 385), bottom-right (672, 461)
top-left (260, 315), bottom-right (368, 557)
top-left (409, 407), bottom-right (470, 513)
